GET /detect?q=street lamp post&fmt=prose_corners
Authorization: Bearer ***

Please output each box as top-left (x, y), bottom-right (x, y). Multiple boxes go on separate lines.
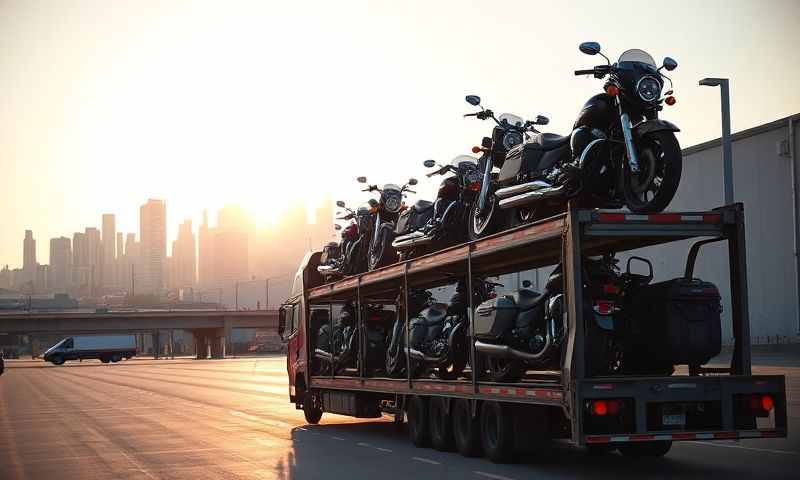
top-left (700, 77), bottom-right (733, 205)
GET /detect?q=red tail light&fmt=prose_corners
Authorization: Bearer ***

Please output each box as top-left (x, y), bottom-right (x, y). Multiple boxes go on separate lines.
top-left (467, 182), bottom-right (481, 192)
top-left (748, 394), bottom-right (774, 412)
top-left (590, 399), bottom-right (621, 416)
top-left (593, 300), bottom-right (616, 315)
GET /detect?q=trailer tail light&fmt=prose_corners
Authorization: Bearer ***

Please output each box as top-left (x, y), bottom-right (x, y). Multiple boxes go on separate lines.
top-left (590, 399), bottom-right (622, 416)
top-left (735, 393), bottom-right (777, 429)
top-left (746, 394), bottom-right (774, 414)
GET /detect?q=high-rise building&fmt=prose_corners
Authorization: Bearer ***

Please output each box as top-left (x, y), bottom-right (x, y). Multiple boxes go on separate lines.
top-left (172, 219), bottom-right (196, 289)
top-left (0, 265), bottom-right (11, 290)
top-left (139, 199), bottom-right (167, 295)
top-left (85, 227), bottom-right (102, 292)
top-left (198, 210), bottom-right (214, 288)
top-left (101, 214), bottom-right (116, 288)
top-left (49, 237), bottom-right (72, 292)
top-left (72, 232), bottom-right (88, 290)
top-left (115, 232), bottom-right (124, 286)
top-left (23, 230), bottom-right (36, 285)
top-left (121, 233), bottom-right (139, 294)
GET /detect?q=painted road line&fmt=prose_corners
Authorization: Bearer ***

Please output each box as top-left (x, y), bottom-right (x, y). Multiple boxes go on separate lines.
top-left (331, 436), bottom-right (346, 441)
top-left (686, 441), bottom-right (797, 456)
top-left (412, 457), bottom-right (441, 465)
top-left (375, 447), bottom-right (393, 453)
top-left (474, 471), bottom-right (517, 480)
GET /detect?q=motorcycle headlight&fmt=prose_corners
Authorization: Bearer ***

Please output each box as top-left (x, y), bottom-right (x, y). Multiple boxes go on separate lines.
top-left (502, 131), bottom-right (523, 150)
top-left (636, 76), bottom-right (662, 103)
top-left (384, 194), bottom-right (401, 212)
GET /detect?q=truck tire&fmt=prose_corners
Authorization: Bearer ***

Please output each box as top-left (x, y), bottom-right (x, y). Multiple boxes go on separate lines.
top-left (453, 399), bottom-right (481, 457)
top-left (50, 355), bottom-right (65, 365)
top-left (303, 391), bottom-right (323, 425)
top-left (618, 440), bottom-right (672, 458)
top-left (100, 357), bottom-right (110, 363)
top-left (480, 401), bottom-right (515, 463)
top-left (111, 354), bottom-right (122, 363)
top-left (407, 395), bottom-right (430, 447)
top-left (428, 397), bottom-right (454, 451)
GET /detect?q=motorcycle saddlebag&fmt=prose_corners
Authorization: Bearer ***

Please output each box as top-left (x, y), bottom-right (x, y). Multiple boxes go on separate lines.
top-left (630, 278), bottom-right (722, 366)
top-left (395, 205), bottom-right (433, 236)
top-left (474, 296), bottom-right (517, 341)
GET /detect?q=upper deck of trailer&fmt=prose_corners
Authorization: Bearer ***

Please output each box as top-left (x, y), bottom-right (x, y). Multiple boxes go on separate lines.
top-left (307, 205), bottom-right (740, 303)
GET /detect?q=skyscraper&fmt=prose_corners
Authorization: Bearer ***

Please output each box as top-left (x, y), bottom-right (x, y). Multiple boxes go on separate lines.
top-left (139, 199), bottom-right (167, 295)
top-left (198, 210), bottom-right (214, 288)
top-left (85, 227), bottom-right (102, 292)
top-left (172, 219), bottom-right (196, 289)
top-left (49, 237), bottom-right (72, 292)
top-left (122, 233), bottom-right (139, 294)
top-left (72, 231), bottom-right (88, 290)
top-left (115, 232), bottom-right (123, 286)
top-left (23, 230), bottom-right (36, 285)
top-left (102, 214), bottom-right (116, 288)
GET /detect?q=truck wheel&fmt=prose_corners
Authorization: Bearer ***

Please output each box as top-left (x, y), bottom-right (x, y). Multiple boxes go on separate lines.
top-left (407, 395), bottom-right (430, 447)
top-left (111, 354), bottom-right (122, 363)
top-left (303, 391), bottom-right (323, 425)
top-left (452, 399), bottom-right (481, 457)
top-left (50, 355), bottom-right (65, 365)
top-left (100, 357), bottom-right (110, 363)
top-left (480, 401), bottom-right (515, 463)
top-left (428, 397), bottom-right (454, 451)
top-left (618, 440), bottom-right (672, 458)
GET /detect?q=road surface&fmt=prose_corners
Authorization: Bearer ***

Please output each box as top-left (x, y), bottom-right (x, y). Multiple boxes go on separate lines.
top-left (1, 356), bottom-right (797, 479)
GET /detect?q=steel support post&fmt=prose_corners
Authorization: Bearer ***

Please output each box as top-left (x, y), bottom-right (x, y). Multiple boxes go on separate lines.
top-left (563, 203), bottom-right (585, 443)
top-left (728, 203), bottom-right (751, 375)
top-left (467, 245), bottom-right (478, 394)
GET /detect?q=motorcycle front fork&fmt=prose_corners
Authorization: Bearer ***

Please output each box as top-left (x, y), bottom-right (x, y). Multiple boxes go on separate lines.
top-left (618, 105), bottom-right (640, 173)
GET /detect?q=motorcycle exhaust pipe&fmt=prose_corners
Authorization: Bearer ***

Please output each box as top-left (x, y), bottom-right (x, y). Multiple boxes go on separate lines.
top-left (314, 348), bottom-right (338, 364)
top-left (498, 185), bottom-right (566, 209)
top-left (474, 339), bottom-right (552, 362)
top-left (392, 232), bottom-right (434, 249)
top-left (316, 265), bottom-right (336, 275)
top-left (495, 180), bottom-right (551, 199)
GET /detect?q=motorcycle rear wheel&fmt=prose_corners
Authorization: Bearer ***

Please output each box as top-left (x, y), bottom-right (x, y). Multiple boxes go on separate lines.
top-left (623, 131), bottom-right (682, 213)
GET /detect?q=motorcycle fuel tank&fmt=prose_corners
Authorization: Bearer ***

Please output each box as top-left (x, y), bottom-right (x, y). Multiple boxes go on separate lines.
top-left (573, 93), bottom-right (616, 130)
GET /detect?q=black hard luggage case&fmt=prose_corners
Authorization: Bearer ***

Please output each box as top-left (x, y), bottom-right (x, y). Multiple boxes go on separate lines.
top-left (630, 277), bottom-right (722, 367)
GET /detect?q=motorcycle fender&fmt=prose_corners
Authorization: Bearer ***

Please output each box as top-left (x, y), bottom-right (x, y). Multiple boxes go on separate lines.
top-left (634, 119), bottom-right (680, 140)
top-left (446, 321), bottom-right (464, 351)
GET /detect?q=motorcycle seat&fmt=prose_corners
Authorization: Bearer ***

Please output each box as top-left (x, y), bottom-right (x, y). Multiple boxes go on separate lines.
top-left (419, 303), bottom-right (448, 325)
top-left (414, 199), bottom-right (434, 211)
top-left (525, 132), bottom-right (570, 151)
top-left (513, 288), bottom-right (548, 311)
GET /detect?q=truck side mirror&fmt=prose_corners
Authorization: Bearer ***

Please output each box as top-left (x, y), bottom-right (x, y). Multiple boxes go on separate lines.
top-left (278, 306), bottom-right (287, 340)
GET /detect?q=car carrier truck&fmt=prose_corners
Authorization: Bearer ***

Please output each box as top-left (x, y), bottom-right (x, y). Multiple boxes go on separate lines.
top-left (280, 203), bottom-right (787, 462)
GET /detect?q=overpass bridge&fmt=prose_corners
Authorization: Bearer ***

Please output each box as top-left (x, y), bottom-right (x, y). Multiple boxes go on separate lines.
top-left (0, 310), bottom-right (279, 359)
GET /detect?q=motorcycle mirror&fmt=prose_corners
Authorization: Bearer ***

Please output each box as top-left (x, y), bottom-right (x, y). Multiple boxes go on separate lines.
top-left (423, 159), bottom-right (436, 168)
top-left (662, 57), bottom-right (678, 71)
top-left (335, 224), bottom-right (342, 230)
top-left (335, 200), bottom-right (346, 208)
top-left (579, 41), bottom-right (601, 55)
top-left (535, 115), bottom-right (550, 126)
top-left (465, 95), bottom-right (481, 106)
top-left (481, 136), bottom-right (493, 148)
top-left (521, 280), bottom-right (532, 288)
top-left (356, 176), bottom-right (367, 183)
top-left (408, 178), bottom-right (418, 186)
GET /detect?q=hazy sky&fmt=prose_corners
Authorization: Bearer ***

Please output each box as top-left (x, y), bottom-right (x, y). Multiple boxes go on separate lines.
top-left (1, 0), bottom-right (798, 267)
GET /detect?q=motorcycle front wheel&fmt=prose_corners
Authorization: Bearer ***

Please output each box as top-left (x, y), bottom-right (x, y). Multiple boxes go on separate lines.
top-left (468, 194), bottom-right (503, 241)
top-left (368, 228), bottom-right (397, 271)
top-left (623, 131), bottom-right (682, 213)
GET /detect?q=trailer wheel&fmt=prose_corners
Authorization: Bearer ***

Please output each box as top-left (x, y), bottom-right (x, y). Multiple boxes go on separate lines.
top-left (111, 354), bottom-right (122, 363)
top-left (100, 357), bottom-right (110, 363)
top-left (618, 440), bottom-right (672, 458)
top-left (303, 391), bottom-right (323, 425)
top-left (428, 397), bottom-right (454, 451)
top-left (407, 395), bottom-right (430, 447)
top-left (480, 401), bottom-right (515, 463)
top-left (452, 399), bottom-right (481, 457)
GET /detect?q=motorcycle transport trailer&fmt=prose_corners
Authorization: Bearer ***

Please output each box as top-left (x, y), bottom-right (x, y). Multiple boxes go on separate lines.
top-left (280, 202), bottom-right (787, 461)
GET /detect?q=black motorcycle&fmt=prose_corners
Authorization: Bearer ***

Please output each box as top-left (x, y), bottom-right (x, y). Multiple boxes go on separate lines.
top-left (392, 155), bottom-right (483, 258)
top-left (356, 176), bottom-right (418, 271)
top-left (315, 302), bottom-right (391, 375)
top-left (385, 278), bottom-right (499, 379)
top-left (317, 201), bottom-right (369, 278)
top-left (469, 42), bottom-right (682, 236)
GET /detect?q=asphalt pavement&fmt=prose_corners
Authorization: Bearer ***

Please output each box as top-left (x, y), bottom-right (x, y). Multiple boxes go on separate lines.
top-left (0, 355), bottom-right (798, 479)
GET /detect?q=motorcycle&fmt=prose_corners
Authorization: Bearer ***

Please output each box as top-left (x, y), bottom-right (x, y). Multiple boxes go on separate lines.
top-left (461, 97), bottom-right (550, 240)
top-left (392, 155), bottom-right (483, 258)
top-left (314, 302), bottom-right (392, 375)
top-left (385, 278), bottom-right (499, 379)
top-left (356, 176), bottom-right (418, 271)
top-left (317, 200), bottom-right (368, 278)
top-left (468, 42), bottom-right (682, 236)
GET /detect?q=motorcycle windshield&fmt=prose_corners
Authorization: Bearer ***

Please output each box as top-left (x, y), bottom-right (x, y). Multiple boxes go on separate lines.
top-left (450, 155), bottom-right (478, 169)
top-left (498, 113), bottom-right (524, 128)
top-left (383, 183), bottom-right (402, 193)
top-left (618, 49), bottom-right (657, 67)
